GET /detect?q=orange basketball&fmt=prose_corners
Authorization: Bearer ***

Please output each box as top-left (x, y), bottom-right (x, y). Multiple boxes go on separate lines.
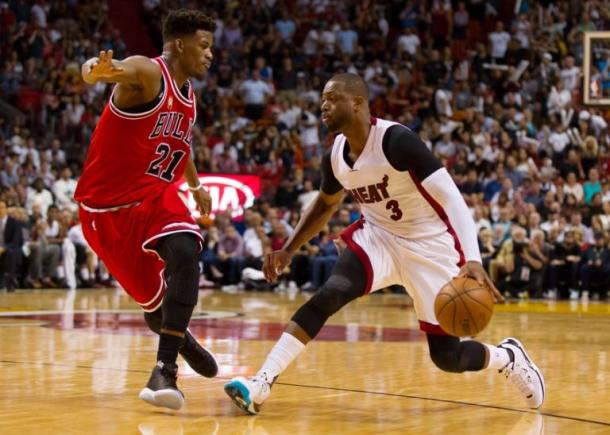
top-left (434, 277), bottom-right (494, 337)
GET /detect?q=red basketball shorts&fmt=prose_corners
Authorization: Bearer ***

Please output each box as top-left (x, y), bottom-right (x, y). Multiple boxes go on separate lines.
top-left (79, 186), bottom-right (203, 312)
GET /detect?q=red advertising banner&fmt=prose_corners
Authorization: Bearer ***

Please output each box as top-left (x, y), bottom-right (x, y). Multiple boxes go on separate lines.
top-left (177, 174), bottom-right (261, 219)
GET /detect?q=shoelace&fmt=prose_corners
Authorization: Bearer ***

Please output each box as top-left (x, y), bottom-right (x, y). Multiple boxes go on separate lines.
top-left (158, 364), bottom-right (178, 380)
top-left (503, 363), bottom-right (533, 395)
top-left (251, 376), bottom-right (271, 396)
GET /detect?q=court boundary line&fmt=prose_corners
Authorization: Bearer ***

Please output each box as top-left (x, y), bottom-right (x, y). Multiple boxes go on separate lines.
top-left (0, 358), bottom-right (607, 427)
top-left (274, 380), bottom-right (610, 427)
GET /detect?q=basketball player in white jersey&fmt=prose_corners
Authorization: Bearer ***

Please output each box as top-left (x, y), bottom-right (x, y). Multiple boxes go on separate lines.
top-left (224, 74), bottom-right (544, 414)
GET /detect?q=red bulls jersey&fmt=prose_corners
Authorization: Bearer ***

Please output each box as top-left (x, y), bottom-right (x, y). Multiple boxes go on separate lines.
top-left (75, 56), bottom-right (196, 208)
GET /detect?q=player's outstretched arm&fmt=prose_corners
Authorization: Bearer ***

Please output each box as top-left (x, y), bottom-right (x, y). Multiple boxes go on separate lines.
top-left (81, 50), bottom-right (159, 87)
top-left (262, 189), bottom-right (344, 282)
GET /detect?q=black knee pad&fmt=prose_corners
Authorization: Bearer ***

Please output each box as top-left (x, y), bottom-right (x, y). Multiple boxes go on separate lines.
top-left (430, 348), bottom-right (462, 373)
top-left (428, 334), bottom-right (486, 373)
top-left (291, 299), bottom-right (328, 339)
top-left (290, 248), bottom-right (367, 339)
top-left (291, 272), bottom-right (364, 339)
top-left (157, 233), bottom-right (199, 306)
top-left (311, 274), bottom-right (361, 317)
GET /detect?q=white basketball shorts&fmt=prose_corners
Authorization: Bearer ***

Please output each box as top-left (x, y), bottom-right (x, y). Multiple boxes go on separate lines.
top-left (340, 218), bottom-right (462, 334)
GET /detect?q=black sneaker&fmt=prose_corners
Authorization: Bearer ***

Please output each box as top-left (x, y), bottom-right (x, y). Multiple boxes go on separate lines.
top-left (139, 361), bottom-right (184, 410)
top-left (179, 329), bottom-right (219, 378)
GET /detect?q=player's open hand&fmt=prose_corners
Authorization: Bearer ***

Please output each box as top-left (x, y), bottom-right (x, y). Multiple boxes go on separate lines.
top-left (192, 186), bottom-right (212, 216)
top-left (457, 260), bottom-right (505, 303)
top-left (85, 50), bottom-right (123, 82)
top-left (262, 249), bottom-right (293, 282)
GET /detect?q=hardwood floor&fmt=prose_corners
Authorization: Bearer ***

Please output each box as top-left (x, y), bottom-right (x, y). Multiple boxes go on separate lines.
top-left (0, 288), bottom-right (608, 434)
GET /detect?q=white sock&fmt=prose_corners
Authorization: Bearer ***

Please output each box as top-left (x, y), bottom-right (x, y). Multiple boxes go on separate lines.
top-left (257, 332), bottom-right (305, 382)
top-left (484, 344), bottom-right (512, 370)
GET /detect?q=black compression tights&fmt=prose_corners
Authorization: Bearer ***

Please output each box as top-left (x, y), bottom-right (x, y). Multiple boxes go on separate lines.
top-left (426, 333), bottom-right (487, 373)
top-left (153, 233), bottom-right (200, 364)
top-left (291, 248), bottom-right (367, 339)
top-left (289, 244), bottom-right (487, 373)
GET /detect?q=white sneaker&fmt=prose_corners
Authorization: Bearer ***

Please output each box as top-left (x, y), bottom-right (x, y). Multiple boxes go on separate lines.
top-left (498, 338), bottom-right (545, 409)
top-left (569, 289), bottom-right (579, 300)
top-left (224, 375), bottom-right (272, 414)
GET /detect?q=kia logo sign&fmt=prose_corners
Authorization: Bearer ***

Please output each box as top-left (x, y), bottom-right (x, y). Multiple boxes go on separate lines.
top-left (178, 174), bottom-right (261, 219)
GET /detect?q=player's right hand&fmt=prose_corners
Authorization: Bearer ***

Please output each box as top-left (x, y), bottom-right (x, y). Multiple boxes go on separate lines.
top-left (192, 186), bottom-right (212, 216)
top-left (84, 50), bottom-right (123, 83)
top-left (262, 249), bottom-right (293, 282)
top-left (457, 260), bottom-right (505, 303)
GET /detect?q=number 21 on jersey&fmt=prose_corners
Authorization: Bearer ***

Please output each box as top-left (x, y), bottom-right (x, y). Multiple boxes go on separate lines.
top-left (146, 143), bottom-right (185, 182)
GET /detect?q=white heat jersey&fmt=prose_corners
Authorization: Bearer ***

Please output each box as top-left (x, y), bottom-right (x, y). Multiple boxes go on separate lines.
top-left (330, 118), bottom-right (448, 239)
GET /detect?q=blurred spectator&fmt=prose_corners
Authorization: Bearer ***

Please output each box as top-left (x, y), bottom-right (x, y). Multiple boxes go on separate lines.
top-left (489, 21), bottom-right (511, 62)
top-left (397, 27), bottom-right (420, 57)
top-left (0, 0), bottom-right (608, 299)
top-left (580, 232), bottom-right (610, 300)
top-left (547, 230), bottom-right (581, 300)
top-left (564, 172), bottom-right (584, 204)
top-left (0, 200), bottom-right (22, 291)
top-left (479, 227), bottom-right (496, 273)
top-left (25, 177), bottom-right (53, 218)
top-left (583, 168), bottom-right (601, 205)
top-left (26, 218), bottom-right (60, 289)
top-left (218, 225), bottom-right (245, 286)
top-left (501, 226), bottom-right (545, 298)
top-left (52, 167), bottom-right (77, 212)
top-left (303, 225), bottom-right (341, 292)
top-left (239, 70), bottom-right (274, 120)
top-left (529, 229), bottom-right (551, 297)
top-left (275, 10), bottom-right (296, 43)
top-left (297, 179), bottom-right (317, 213)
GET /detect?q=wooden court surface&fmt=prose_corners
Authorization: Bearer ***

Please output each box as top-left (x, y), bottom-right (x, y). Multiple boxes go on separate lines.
top-left (0, 288), bottom-right (608, 434)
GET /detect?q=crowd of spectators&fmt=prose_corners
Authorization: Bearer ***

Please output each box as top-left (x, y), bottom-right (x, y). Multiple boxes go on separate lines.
top-left (1, 0), bottom-right (610, 300)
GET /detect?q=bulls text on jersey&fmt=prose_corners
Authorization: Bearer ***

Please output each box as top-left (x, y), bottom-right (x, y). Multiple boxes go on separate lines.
top-left (148, 112), bottom-right (194, 145)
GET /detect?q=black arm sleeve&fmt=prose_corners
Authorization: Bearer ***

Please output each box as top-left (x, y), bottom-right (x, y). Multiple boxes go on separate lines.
top-left (320, 149), bottom-right (343, 195)
top-left (381, 125), bottom-right (443, 180)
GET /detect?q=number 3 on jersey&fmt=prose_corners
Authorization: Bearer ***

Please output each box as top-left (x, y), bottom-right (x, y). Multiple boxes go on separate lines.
top-left (386, 199), bottom-right (403, 221)
top-left (146, 143), bottom-right (186, 182)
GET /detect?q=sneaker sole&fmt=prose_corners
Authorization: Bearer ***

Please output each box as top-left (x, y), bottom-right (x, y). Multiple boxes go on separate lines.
top-left (501, 337), bottom-right (545, 408)
top-left (224, 380), bottom-right (258, 415)
top-left (139, 387), bottom-right (184, 410)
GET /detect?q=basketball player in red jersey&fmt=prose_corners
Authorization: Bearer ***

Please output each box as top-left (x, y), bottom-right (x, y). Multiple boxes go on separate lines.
top-left (225, 74), bottom-right (545, 414)
top-left (75, 10), bottom-right (218, 410)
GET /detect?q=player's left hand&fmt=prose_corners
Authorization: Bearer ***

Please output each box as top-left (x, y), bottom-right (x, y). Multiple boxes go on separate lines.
top-left (192, 186), bottom-right (212, 216)
top-left (457, 260), bottom-right (505, 303)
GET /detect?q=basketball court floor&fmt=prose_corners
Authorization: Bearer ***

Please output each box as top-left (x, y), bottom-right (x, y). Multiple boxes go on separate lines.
top-left (0, 288), bottom-right (608, 434)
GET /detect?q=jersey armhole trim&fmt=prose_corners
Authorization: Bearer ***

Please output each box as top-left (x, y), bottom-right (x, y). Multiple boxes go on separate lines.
top-left (157, 57), bottom-right (193, 105)
top-left (108, 59), bottom-right (168, 120)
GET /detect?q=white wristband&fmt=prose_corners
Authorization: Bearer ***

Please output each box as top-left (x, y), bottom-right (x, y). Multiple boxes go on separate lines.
top-left (188, 184), bottom-right (203, 192)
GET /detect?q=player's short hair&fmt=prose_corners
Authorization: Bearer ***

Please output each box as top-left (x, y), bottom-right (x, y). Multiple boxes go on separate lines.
top-left (329, 73), bottom-right (369, 99)
top-left (163, 9), bottom-right (216, 41)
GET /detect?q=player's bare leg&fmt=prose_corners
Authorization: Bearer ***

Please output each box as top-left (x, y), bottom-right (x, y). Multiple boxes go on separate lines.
top-left (139, 234), bottom-right (202, 410)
